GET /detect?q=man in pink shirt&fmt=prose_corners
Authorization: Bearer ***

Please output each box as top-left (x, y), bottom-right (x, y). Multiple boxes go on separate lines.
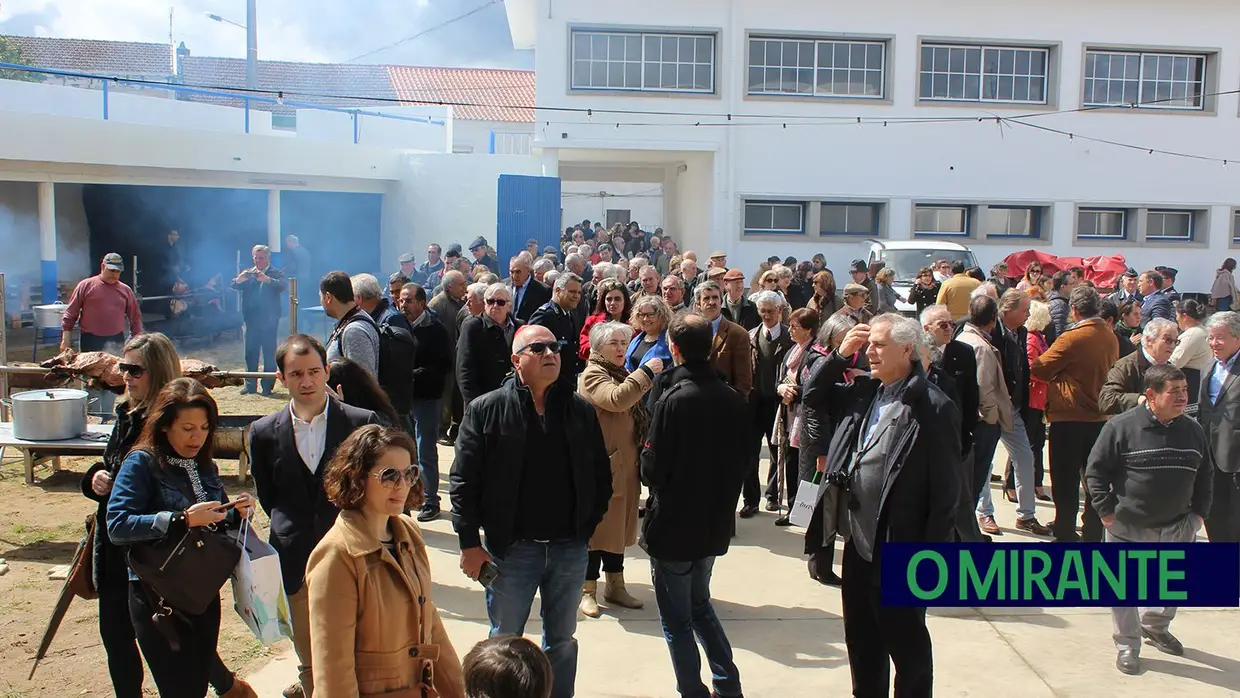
top-left (60, 253), bottom-right (143, 353)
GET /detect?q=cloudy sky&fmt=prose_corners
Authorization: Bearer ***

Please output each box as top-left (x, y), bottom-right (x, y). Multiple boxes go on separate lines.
top-left (0, 0), bottom-right (532, 68)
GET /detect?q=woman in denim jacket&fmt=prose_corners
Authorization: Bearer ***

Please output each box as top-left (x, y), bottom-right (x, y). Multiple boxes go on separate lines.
top-left (107, 378), bottom-right (255, 697)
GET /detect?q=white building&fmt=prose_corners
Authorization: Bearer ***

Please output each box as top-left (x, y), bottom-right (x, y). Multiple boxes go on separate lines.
top-left (505, 0), bottom-right (1240, 291)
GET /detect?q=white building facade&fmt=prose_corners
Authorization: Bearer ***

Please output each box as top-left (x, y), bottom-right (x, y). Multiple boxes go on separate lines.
top-left (507, 0), bottom-right (1240, 291)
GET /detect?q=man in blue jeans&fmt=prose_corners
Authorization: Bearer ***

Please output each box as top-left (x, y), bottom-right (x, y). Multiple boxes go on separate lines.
top-left (451, 324), bottom-right (612, 698)
top-left (641, 313), bottom-right (749, 698)
top-left (398, 282), bottom-right (453, 522)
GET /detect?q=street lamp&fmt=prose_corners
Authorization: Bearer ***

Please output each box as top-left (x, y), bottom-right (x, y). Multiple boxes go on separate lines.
top-left (205, 1), bottom-right (258, 90)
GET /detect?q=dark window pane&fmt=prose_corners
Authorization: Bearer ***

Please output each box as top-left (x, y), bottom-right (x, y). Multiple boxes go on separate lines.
top-left (949, 74), bottom-right (964, 97)
top-left (799, 68), bottom-right (814, 93)
top-left (626, 36), bottom-right (641, 59)
top-left (965, 74), bottom-right (980, 99)
top-left (772, 205), bottom-right (802, 230)
top-left (1015, 50), bottom-right (1030, 75)
top-left (696, 65), bottom-right (712, 90)
top-left (933, 73), bottom-right (949, 97)
top-left (965, 47), bottom-right (981, 74)
top-left (574, 33), bottom-right (591, 59)
top-left (608, 63), bottom-right (624, 87)
top-left (782, 67), bottom-right (797, 91)
top-left (867, 44), bottom-right (883, 69)
top-left (766, 40), bottom-right (781, 65)
top-left (591, 62), bottom-right (607, 87)
top-left (784, 41), bottom-right (800, 65)
top-left (748, 66), bottom-right (764, 92)
top-left (850, 44), bottom-right (866, 68)
top-left (663, 37), bottom-right (679, 61)
top-left (592, 34), bottom-right (608, 57)
top-left (681, 37), bottom-right (696, 61)
top-left (674, 64), bottom-right (690, 89)
top-left (1013, 78), bottom-right (1030, 101)
top-left (982, 75), bottom-right (998, 100)
top-left (999, 50), bottom-right (1015, 74)
top-left (748, 40), bottom-right (762, 66)
top-left (921, 45), bottom-right (932, 70)
top-left (1030, 51), bottom-right (1047, 76)
top-left (821, 205), bottom-right (847, 233)
top-left (572, 61), bottom-right (590, 86)
top-left (1126, 55), bottom-right (1141, 76)
top-left (766, 68), bottom-right (780, 90)
top-left (745, 205), bottom-right (769, 230)
top-left (850, 205), bottom-right (875, 233)
top-left (646, 36), bottom-right (661, 61)
top-left (865, 71), bottom-right (883, 96)
top-left (1029, 76), bottom-right (1045, 102)
top-left (1190, 56), bottom-right (1204, 81)
top-left (799, 41), bottom-right (815, 66)
top-left (949, 48), bottom-right (966, 72)
top-left (1092, 53), bottom-right (1110, 79)
top-left (940, 209), bottom-right (965, 232)
top-left (661, 64), bottom-right (676, 87)
top-left (697, 38), bottom-right (713, 63)
top-left (914, 208), bottom-right (935, 231)
top-left (983, 48), bottom-right (1000, 74)
top-left (1084, 52), bottom-right (1097, 78)
top-left (609, 35), bottom-right (626, 58)
top-left (1157, 56), bottom-right (1173, 80)
top-left (1078, 211), bottom-right (1095, 236)
top-left (1111, 79), bottom-right (1127, 102)
top-left (920, 72), bottom-right (933, 97)
top-left (624, 63), bottom-right (641, 87)
top-left (645, 64), bottom-right (661, 88)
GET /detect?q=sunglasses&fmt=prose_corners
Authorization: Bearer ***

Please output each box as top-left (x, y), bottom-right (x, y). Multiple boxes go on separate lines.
top-left (118, 362), bottom-right (146, 378)
top-left (372, 466), bottom-right (420, 489)
top-left (485, 298), bottom-right (509, 306)
top-left (931, 320), bottom-right (955, 330)
top-left (518, 341), bottom-right (563, 356)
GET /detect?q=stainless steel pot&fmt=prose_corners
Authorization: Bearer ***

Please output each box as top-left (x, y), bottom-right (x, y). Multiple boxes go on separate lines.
top-left (2, 388), bottom-right (92, 441)
top-left (33, 303), bottom-right (69, 329)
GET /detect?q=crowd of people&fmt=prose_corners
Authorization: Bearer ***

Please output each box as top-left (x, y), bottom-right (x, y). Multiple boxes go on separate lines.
top-left (60, 216), bottom-right (1240, 695)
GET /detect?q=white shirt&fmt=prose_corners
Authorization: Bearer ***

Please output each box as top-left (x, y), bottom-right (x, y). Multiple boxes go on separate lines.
top-left (762, 323), bottom-right (784, 341)
top-left (290, 398), bottom-right (330, 473)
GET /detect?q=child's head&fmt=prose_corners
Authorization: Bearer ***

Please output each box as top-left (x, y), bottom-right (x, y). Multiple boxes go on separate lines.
top-left (464, 636), bottom-right (553, 698)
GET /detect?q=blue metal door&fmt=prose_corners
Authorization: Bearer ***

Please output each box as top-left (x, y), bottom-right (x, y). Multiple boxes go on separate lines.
top-left (496, 174), bottom-right (562, 268)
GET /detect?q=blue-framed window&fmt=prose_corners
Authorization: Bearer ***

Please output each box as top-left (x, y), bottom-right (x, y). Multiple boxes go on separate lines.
top-left (744, 201), bottom-right (804, 235)
top-left (1077, 208), bottom-right (1128, 240)
top-left (914, 205), bottom-right (969, 237)
top-left (984, 206), bottom-right (1042, 238)
top-left (820, 203), bottom-right (880, 236)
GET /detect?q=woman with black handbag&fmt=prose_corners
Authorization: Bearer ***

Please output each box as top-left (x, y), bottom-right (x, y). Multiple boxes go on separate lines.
top-left (83, 334), bottom-right (255, 698)
top-left (107, 378), bottom-right (256, 697)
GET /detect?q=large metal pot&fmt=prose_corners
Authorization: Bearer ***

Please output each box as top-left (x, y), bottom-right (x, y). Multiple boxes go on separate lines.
top-left (33, 303), bottom-right (69, 329)
top-left (3, 389), bottom-right (91, 441)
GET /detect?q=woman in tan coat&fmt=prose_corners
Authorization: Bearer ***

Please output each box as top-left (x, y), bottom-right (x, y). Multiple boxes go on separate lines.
top-left (307, 425), bottom-right (464, 698)
top-left (577, 320), bottom-right (664, 617)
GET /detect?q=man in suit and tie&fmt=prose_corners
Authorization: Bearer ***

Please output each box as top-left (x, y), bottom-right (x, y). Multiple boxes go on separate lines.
top-left (529, 273), bottom-right (585, 382)
top-left (741, 290), bottom-right (791, 518)
top-left (1200, 311), bottom-right (1240, 542)
top-left (695, 280), bottom-right (753, 400)
top-left (507, 255), bottom-right (552, 322)
top-left (249, 334), bottom-right (380, 698)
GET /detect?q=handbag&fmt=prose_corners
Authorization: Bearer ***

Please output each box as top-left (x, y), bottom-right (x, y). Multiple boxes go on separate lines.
top-left (788, 471), bottom-right (822, 528)
top-left (67, 513), bottom-right (98, 600)
top-left (231, 519), bottom-right (293, 645)
top-left (127, 522), bottom-right (242, 617)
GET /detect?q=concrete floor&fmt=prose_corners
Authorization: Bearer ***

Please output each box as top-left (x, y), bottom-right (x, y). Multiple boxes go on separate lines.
top-left (246, 446), bottom-right (1240, 698)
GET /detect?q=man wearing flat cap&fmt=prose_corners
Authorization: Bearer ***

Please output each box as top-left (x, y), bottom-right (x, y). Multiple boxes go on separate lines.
top-left (469, 236), bottom-right (497, 274)
top-left (397, 252), bottom-right (417, 280)
top-left (721, 268), bottom-right (759, 330)
top-left (848, 259), bottom-right (879, 315)
top-left (708, 251), bottom-right (728, 270)
top-left (822, 283), bottom-right (874, 351)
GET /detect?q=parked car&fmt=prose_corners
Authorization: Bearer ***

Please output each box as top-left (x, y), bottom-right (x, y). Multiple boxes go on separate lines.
top-left (860, 239), bottom-right (978, 315)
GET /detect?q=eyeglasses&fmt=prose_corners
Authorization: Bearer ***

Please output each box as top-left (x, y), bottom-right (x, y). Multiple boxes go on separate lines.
top-left (931, 320), bottom-right (955, 330)
top-left (636, 311), bottom-right (657, 319)
top-left (372, 466), bottom-right (420, 489)
top-left (118, 362), bottom-right (146, 378)
top-left (485, 298), bottom-right (509, 307)
top-left (517, 341), bottom-right (563, 356)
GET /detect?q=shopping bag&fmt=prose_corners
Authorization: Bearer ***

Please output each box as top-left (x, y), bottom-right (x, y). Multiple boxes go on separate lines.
top-left (788, 473), bottom-right (822, 528)
top-left (230, 519), bottom-right (293, 645)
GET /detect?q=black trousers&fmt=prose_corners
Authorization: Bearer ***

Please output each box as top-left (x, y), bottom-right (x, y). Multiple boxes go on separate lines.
top-left (98, 547), bottom-right (144, 698)
top-left (745, 395), bottom-right (780, 507)
top-left (842, 540), bottom-right (933, 698)
top-left (80, 332), bottom-right (125, 352)
top-left (129, 582), bottom-right (225, 698)
top-left (1048, 421), bottom-right (1105, 543)
top-left (243, 319), bottom-right (278, 392)
top-left (1205, 467), bottom-right (1240, 542)
top-left (952, 451), bottom-right (985, 542)
top-left (1005, 407), bottom-right (1046, 489)
top-left (764, 446), bottom-right (800, 509)
top-left (586, 550), bottom-right (624, 581)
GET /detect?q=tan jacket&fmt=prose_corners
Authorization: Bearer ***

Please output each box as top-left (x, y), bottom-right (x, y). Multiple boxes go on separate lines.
top-left (307, 510), bottom-right (464, 698)
top-left (578, 360), bottom-right (653, 553)
top-left (711, 316), bottom-right (753, 399)
top-left (1030, 317), bottom-right (1119, 423)
top-left (956, 323), bottom-right (1013, 430)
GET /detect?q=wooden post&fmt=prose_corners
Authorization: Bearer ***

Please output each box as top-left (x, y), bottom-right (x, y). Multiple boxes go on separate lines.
top-left (288, 277), bottom-right (298, 335)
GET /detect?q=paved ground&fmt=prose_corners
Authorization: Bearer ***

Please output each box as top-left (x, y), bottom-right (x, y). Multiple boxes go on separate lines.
top-left (247, 445), bottom-right (1240, 698)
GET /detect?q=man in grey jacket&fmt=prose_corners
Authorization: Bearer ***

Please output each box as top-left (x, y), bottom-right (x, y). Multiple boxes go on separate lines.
top-left (1200, 311), bottom-right (1240, 542)
top-left (320, 270), bottom-right (379, 377)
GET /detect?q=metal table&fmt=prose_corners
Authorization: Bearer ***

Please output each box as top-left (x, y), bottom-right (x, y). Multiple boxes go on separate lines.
top-left (0, 422), bottom-right (111, 485)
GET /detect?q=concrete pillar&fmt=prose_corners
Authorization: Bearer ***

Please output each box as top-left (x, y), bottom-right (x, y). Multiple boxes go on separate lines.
top-left (38, 182), bottom-right (58, 303)
top-left (540, 149), bottom-right (560, 178)
top-left (267, 189), bottom-right (282, 266)
top-left (663, 165), bottom-right (681, 239)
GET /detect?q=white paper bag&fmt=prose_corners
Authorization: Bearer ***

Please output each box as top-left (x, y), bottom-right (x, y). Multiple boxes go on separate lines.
top-left (231, 520), bottom-right (293, 645)
top-left (788, 478), bottom-right (821, 528)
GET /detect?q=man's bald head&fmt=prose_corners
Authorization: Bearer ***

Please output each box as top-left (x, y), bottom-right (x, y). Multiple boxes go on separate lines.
top-left (513, 324), bottom-right (556, 354)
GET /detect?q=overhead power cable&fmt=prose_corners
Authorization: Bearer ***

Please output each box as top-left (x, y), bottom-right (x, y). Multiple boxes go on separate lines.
top-left (344, 0), bottom-right (500, 64)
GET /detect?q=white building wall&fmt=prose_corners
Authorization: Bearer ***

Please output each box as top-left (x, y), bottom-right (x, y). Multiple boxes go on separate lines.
top-left (524, 0), bottom-right (1240, 291)
top-left (561, 181), bottom-right (664, 230)
top-left (452, 120), bottom-right (536, 154)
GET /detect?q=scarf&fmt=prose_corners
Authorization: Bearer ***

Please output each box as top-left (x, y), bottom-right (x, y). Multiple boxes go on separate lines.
top-left (166, 455), bottom-right (210, 503)
top-left (589, 356), bottom-right (650, 447)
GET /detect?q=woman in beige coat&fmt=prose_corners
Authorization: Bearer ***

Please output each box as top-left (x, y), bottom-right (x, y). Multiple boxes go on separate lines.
top-left (307, 425), bottom-right (464, 698)
top-left (577, 320), bottom-right (664, 617)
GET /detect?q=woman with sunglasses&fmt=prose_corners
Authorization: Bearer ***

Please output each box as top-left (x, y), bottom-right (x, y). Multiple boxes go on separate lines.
top-left (578, 278), bottom-right (632, 360)
top-left (106, 378), bottom-right (256, 697)
top-left (83, 334), bottom-right (255, 698)
top-left (908, 266), bottom-right (942, 315)
top-left (1017, 263), bottom-right (1043, 292)
top-left (306, 424), bottom-right (465, 698)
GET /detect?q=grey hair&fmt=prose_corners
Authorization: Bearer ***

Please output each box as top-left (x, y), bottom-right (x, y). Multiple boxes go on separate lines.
top-left (752, 290), bottom-right (785, 309)
top-left (588, 321), bottom-right (635, 355)
top-left (871, 313), bottom-right (924, 351)
top-left (971, 282), bottom-right (999, 299)
top-left (1069, 285), bottom-right (1101, 319)
top-left (533, 258), bottom-right (554, 274)
top-left (1207, 310), bottom-right (1240, 338)
top-left (350, 273), bottom-right (383, 301)
top-left (465, 282), bottom-right (488, 301)
top-left (252, 244), bottom-right (270, 253)
top-left (919, 304), bottom-right (950, 326)
top-left (630, 257), bottom-right (648, 269)
top-left (442, 270), bottom-right (465, 287)
top-left (774, 264), bottom-right (794, 279)
top-left (484, 282), bottom-right (510, 300)
top-left (565, 253), bottom-right (585, 268)
top-left (555, 272), bottom-right (583, 290)
top-left (1026, 300), bottom-right (1051, 332)
top-left (1142, 317), bottom-right (1179, 344)
top-left (599, 262), bottom-right (621, 280)
top-left (630, 294), bottom-right (673, 331)
top-left (693, 280), bottom-right (722, 303)
top-left (509, 255), bottom-right (531, 270)
top-left (478, 273), bottom-right (499, 285)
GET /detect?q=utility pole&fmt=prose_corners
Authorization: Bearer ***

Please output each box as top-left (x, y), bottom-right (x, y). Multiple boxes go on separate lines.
top-left (245, 0), bottom-right (258, 90)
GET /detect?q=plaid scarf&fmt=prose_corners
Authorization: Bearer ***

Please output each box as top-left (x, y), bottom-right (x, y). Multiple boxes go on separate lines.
top-left (588, 356), bottom-right (651, 447)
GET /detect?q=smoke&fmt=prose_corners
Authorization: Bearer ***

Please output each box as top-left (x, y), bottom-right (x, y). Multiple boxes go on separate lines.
top-left (0, 185), bottom-right (43, 288)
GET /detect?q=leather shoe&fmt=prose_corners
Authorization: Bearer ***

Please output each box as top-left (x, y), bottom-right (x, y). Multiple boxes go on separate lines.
top-left (282, 684), bottom-right (306, 698)
top-left (1116, 649), bottom-right (1140, 675)
top-left (764, 499), bottom-right (779, 512)
top-left (978, 515), bottom-right (1002, 535)
top-left (416, 504), bottom-right (441, 523)
top-left (1015, 517), bottom-right (1052, 536)
top-left (774, 516), bottom-right (792, 527)
top-left (738, 505), bottom-right (759, 519)
top-left (1142, 628), bottom-right (1184, 656)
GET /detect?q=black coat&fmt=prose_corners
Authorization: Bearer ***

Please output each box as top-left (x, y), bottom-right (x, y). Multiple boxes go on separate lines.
top-left (456, 314), bottom-right (523, 406)
top-left (938, 340), bottom-right (980, 454)
top-left (249, 397), bottom-right (379, 593)
top-left (723, 296), bottom-right (761, 331)
top-left (81, 401), bottom-right (146, 589)
top-left (528, 301), bottom-right (583, 379)
top-left (450, 377), bottom-right (612, 557)
top-left (410, 309), bottom-right (453, 400)
top-left (510, 280), bottom-right (552, 322)
top-left (798, 345), bottom-right (837, 479)
top-left (640, 362), bottom-right (750, 561)
top-left (231, 266), bottom-right (286, 323)
top-left (991, 323), bottom-right (1031, 409)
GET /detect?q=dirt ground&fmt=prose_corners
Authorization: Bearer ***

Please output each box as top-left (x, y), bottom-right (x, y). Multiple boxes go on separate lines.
top-left (0, 336), bottom-right (295, 697)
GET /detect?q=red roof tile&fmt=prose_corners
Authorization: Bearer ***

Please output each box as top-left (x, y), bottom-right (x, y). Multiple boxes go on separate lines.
top-left (3, 35), bottom-right (172, 78)
top-left (387, 65), bottom-right (534, 123)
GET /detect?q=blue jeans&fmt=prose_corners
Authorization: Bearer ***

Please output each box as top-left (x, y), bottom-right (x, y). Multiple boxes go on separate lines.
top-left (486, 539), bottom-right (588, 698)
top-left (650, 557), bottom-right (742, 698)
top-left (410, 398), bottom-right (442, 506)
top-left (974, 411), bottom-right (1038, 520)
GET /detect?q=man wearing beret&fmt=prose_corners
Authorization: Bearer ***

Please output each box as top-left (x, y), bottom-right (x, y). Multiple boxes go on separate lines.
top-left (469, 237), bottom-right (497, 274)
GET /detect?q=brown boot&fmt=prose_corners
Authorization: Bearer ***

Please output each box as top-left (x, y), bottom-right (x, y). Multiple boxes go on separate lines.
top-left (580, 581), bottom-right (601, 618)
top-left (222, 678), bottom-right (258, 698)
top-left (603, 572), bottom-right (644, 609)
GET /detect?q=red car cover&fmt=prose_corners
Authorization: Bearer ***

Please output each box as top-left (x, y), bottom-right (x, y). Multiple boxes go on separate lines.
top-left (1002, 250), bottom-right (1128, 290)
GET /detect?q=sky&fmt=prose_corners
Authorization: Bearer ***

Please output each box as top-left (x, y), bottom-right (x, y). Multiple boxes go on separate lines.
top-left (0, 0), bottom-right (532, 69)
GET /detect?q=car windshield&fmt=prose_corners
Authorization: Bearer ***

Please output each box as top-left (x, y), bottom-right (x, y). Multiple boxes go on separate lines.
top-left (880, 249), bottom-right (976, 283)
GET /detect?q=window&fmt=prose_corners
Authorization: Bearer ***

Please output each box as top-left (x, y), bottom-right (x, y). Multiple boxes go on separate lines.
top-left (271, 114), bottom-right (296, 131)
top-left (1146, 210), bottom-right (1194, 240)
top-left (571, 30), bottom-right (715, 93)
top-left (1234, 210), bottom-right (1240, 243)
top-left (1077, 208), bottom-right (1127, 239)
top-left (919, 44), bottom-right (1048, 103)
top-left (748, 37), bottom-right (885, 98)
top-left (820, 203), bottom-right (879, 235)
top-left (744, 201), bottom-right (804, 234)
top-left (1083, 50), bottom-right (1205, 109)
top-left (914, 205), bottom-right (969, 236)
top-left (984, 206), bottom-right (1041, 237)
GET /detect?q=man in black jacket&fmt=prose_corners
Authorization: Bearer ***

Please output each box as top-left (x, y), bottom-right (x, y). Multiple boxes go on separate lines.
top-left (641, 313), bottom-right (749, 698)
top-left (250, 334), bottom-right (379, 698)
top-left (230, 244), bottom-right (286, 394)
top-left (451, 324), bottom-right (611, 698)
top-left (456, 283), bottom-right (521, 408)
top-left (721, 267), bottom-right (760, 330)
top-left (529, 272), bottom-right (585, 381)
top-left (507, 255), bottom-right (552, 322)
top-left (815, 315), bottom-right (961, 698)
top-left (398, 282), bottom-right (454, 522)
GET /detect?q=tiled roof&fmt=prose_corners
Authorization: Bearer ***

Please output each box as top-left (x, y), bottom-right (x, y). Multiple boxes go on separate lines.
top-left (387, 66), bottom-right (534, 123)
top-left (2, 35), bottom-right (172, 78)
top-left (176, 55), bottom-right (397, 116)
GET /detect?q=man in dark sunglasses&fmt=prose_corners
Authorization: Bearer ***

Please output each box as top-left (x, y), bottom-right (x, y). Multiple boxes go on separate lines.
top-left (451, 324), bottom-right (611, 698)
top-left (456, 284), bottom-right (521, 409)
